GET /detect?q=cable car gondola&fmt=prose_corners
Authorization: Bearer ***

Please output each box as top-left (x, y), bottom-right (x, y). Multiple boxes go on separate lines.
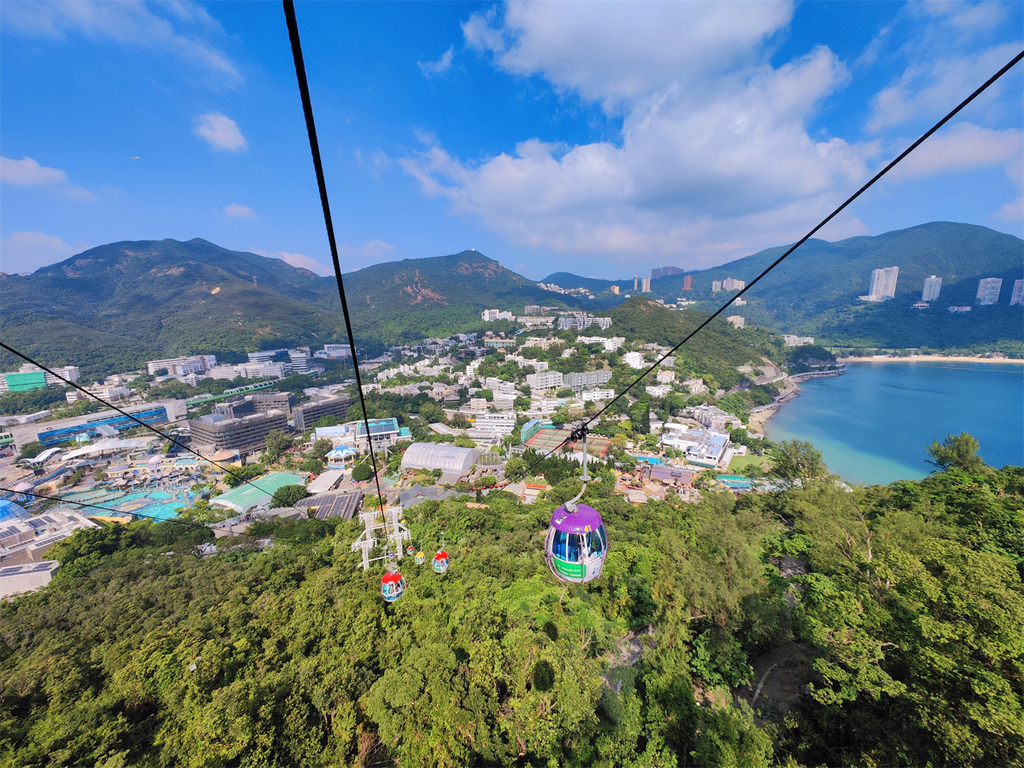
top-left (380, 569), bottom-right (405, 602)
top-left (431, 531), bottom-right (449, 573)
top-left (544, 425), bottom-right (608, 583)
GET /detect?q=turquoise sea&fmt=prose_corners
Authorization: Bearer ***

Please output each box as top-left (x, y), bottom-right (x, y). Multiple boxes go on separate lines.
top-left (765, 362), bottom-right (1024, 485)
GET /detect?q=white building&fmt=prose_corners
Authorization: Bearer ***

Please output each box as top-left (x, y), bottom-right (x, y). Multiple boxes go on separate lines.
top-left (921, 275), bottom-right (942, 302)
top-left (526, 371), bottom-right (564, 390)
top-left (683, 378), bottom-right (708, 395)
top-left (468, 412), bottom-right (517, 436)
top-left (782, 335), bottom-right (814, 347)
top-left (623, 351), bottom-right (645, 369)
top-left (866, 266), bottom-right (899, 301)
top-left (646, 384), bottom-right (672, 398)
top-left (580, 388), bottom-right (614, 402)
top-left (726, 315), bottom-right (746, 328)
top-left (656, 370), bottom-right (675, 384)
top-left (976, 278), bottom-right (1003, 305)
top-left (723, 277), bottom-right (746, 291)
top-left (147, 355), bottom-right (216, 377)
top-left (1010, 279), bottom-right (1024, 306)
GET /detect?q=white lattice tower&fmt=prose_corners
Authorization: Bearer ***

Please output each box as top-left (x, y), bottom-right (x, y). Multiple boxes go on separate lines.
top-left (385, 505), bottom-right (411, 561)
top-left (351, 508), bottom-right (387, 570)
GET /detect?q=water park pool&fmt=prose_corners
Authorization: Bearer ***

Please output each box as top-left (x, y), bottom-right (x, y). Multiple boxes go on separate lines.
top-left (630, 455), bottom-right (663, 465)
top-left (63, 487), bottom-right (193, 522)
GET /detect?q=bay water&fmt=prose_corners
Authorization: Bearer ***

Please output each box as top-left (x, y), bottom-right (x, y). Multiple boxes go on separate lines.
top-left (764, 361), bottom-right (1024, 485)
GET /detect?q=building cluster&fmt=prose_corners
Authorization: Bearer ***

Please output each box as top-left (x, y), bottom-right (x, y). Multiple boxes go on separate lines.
top-left (861, 269), bottom-right (1022, 310)
top-left (0, 364), bottom-right (80, 394)
top-left (711, 277), bottom-right (746, 293)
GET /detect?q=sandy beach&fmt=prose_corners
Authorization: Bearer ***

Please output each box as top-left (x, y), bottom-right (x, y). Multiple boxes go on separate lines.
top-left (836, 355), bottom-right (1024, 365)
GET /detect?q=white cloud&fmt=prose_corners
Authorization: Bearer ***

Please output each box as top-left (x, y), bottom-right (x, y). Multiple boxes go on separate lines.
top-left (867, 41), bottom-right (1021, 132)
top-left (885, 122), bottom-right (1023, 182)
top-left (194, 113), bottom-right (247, 152)
top-left (252, 249), bottom-right (330, 275)
top-left (401, 42), bottom-right (872, 266)
top-left (223, 203), bottom-right (256, 219)
top-left (0, 155), bottom-right (94, 200)
top-left (463, 0), bottom-right (794, 111)
top-left (993, 196), bottom-right (1023, 224)
top-left (418, 45), bottom-right (455, 78)
top-left (339, 240), bottom-right (397, 264)
top-left (1, 0), bottom-right (242, 89)
top-left (354, 148), bottom-right (392, 179)
top-left (0, 231), bottom-right (83, 273)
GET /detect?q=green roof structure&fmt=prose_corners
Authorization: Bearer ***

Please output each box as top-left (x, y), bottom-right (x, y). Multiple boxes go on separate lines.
top-left (210, 472), bottom-right (305, 514)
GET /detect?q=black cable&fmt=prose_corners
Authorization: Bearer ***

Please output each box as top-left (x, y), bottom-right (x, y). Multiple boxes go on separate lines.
top-left (0, 342), bottom-right (301, 505)
top-left (283, 0), bottom-right (388, 509)
top-left (504, 46), bottom-right (1024, 488)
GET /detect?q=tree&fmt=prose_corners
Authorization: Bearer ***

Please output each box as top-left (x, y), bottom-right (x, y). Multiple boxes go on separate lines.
top-left (926, 432), bottom-right (987, 473)
top-left (17, 441), bottom-right (44, 460)
top-left (352, 462), bottom-right (373, 482)
top-left (300, 457), bottom-right (324, 474)
top-left (309, 438), bottom-right (332, 461)
top-left (263, 429), bottom-right (293, 463)
top-left (271, 484), bottom-right (309, 509)
top-left (224, 463), bottom-right (264, 488)
top-left (769, 440), bottom-right (826, 485)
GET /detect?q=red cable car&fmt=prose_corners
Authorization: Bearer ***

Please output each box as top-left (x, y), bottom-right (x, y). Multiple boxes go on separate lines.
top-left (432, 550), bottom-right (449, 574)
top-left (380, 570), bottom-right (406, 602)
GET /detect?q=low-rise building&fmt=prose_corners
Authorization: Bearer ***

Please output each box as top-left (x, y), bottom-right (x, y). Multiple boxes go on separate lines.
top-left (623, 351), bottom-right (645, 369)
top-left (563, 370), bottom-right (612, 391)
top-left (646, 384), bottom-right (672, 398)
top-left (580, 388), bottom-right (614, 401)
top-left (0, 509), bottom-right (99, 567)
top-left (8, 400), bottom-right (186, 450)
top-left (526, 371), bottom-right (564, 390)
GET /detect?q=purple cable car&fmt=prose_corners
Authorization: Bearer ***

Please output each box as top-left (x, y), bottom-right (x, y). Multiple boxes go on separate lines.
top-left (544, 503), bottom-right (608, 583)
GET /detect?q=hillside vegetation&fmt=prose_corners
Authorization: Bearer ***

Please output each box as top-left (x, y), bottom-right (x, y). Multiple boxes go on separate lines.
top-left (1, 442), bottom-right (1021, 767)
top-left (546, 223), bottom-right (1024, 353)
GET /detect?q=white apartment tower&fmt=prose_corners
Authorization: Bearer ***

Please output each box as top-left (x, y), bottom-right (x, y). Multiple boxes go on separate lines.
top-left (921, 275), bottom-right (942, 302)
top-left (641, 277), bottom-right (652, 293)
top-left (869, 266), bottom-right (899, 300)
top-left (976, 278), bottom-right (1003, 305)
top-left (1010, 279), bottom-right (1024, 306)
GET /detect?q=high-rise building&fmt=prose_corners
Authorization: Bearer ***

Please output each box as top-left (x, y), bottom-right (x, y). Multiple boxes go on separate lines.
top-left (868, 266), bottom-right (899, 300)
top-left (610, 285), bottom-right (620, 295)
top-left (633, 275), bottom-right (638, 291)
top-left (976, 278), bottom-right (1003, 305)
top-left (921, 275), bottom-right (942, 302)
top-left (711, 280), bottom-right (723, 293)
top-left (1010, 279), bottom-right (1024, 306)
top-left (293, 395), bottom-right (351, 431)
top-left (641, 277), bottom-right (652, 292)
top-left (651, 268), bottom-right (662, 280)
top-left (683, 275), bottom-right (692, 291)
top-left (723, 277), bottom-right (746, 291)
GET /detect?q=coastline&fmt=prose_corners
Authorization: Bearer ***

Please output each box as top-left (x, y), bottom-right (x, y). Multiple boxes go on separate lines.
top-left (746, 355), bottom-right (1022, 435)
top-left (836, 355), bottom-right (1024, 365)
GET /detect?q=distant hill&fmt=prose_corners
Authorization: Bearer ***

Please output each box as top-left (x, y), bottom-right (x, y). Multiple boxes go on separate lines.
top-left (340, 251), bottom-right (583, 342)
top-left (0, 240), bottom-right (580, 375)
top-left (541, 223), bottom-right (1024, 352)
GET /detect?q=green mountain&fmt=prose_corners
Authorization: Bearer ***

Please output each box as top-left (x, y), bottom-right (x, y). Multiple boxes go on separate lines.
top-left (0, 240), bottom-right (581, 376)
top-left (544, 223), bottom-right (1024, 352)
top-left (340, 251), bottom-right (583, 342)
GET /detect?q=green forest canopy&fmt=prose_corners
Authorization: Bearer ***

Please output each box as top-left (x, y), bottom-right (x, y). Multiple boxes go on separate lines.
top-left (1, 439), bottom-right (1022, 767)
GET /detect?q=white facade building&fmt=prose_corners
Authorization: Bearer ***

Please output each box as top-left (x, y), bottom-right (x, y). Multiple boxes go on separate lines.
top-left (866, 266), bottom-right (899, 300)
top-left (526, 371), bottom-right (564, 390)
top-left (976, 278), bottom-right (1003, 305)
top-left (1010, 279), bottom-right (1024, 306)
top-left (580, 388), bottom-right (614, 402)
top-left (623, 351), bottom-right (645, 369)
top-left (921, 275), bottom-right (942, 302)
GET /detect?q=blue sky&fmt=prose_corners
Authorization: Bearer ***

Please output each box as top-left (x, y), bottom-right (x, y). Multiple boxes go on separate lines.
top-left (1, 1), bottom-right (1021, 280)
